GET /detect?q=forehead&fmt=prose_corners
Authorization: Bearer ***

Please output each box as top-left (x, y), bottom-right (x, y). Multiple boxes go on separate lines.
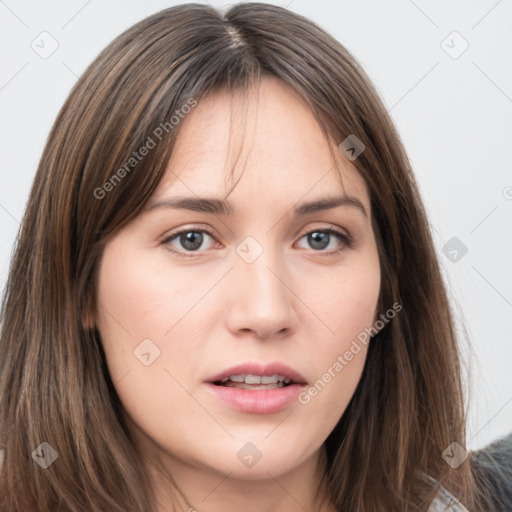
top-left (153, 76), bottom-right (369, 210)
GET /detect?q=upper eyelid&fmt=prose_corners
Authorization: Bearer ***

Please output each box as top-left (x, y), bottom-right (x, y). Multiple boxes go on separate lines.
top-left (163, 222), bottom-right (349, 239)
top-left (161, 223), bottom-right (218, 243)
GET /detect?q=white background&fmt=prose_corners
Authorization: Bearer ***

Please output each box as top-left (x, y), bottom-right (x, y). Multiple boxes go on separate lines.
top-left (0, 0), bottom-right (511, 451)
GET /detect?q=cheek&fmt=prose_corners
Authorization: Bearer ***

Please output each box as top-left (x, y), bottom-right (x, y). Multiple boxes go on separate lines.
top-left (331, 248), bottom-right (381, 368)
top-left (94, 241), bottom-right (209, 438)
top-left (333, 264), bottom-right (381, 340)
top-left (94, 238), bottom-right (225, 390)
top-left (94, 240), bottom-right (176, 380)
top-left (297, 247), bottom-right (380, 426)
top-left (96, 237), bottom-right (208, 343)
top-left (310, 245), bottom-right (381, 344)
top-left (97, 249), bottom-right (172, 332)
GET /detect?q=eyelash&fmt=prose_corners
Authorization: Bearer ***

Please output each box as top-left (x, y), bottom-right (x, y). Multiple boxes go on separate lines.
top-left (161, 225), bottom-right (353, 258)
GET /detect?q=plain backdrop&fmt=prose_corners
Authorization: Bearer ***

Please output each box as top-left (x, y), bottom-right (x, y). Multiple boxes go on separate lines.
top-left (0, 0), bottom-right (511, 452)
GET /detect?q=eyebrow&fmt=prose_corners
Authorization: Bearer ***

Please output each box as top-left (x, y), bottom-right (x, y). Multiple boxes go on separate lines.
top-left (145, 195), bottom-right (368, 218)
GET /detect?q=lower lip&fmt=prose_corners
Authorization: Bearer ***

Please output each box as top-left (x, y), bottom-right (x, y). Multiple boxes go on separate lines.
top-left (204, 382), bottom-right (306, 414)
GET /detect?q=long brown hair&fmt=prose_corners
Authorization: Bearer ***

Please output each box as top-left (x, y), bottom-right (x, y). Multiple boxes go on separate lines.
top-left (0, 3), bottom-right (489, 511)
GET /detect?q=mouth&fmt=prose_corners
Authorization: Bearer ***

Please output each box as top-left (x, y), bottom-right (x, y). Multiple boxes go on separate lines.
top-left (214, 374), bottom-right (295, 390)
top-left (206, 361), bottom-right (307, 388)
top-left (204, 361), bottom-right (308, 414)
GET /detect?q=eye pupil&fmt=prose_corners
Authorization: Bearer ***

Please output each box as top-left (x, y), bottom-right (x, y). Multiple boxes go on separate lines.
top-left (308, 231), bottom-right (329, 250)
top-left (181, 231), bottom-right (203, 250)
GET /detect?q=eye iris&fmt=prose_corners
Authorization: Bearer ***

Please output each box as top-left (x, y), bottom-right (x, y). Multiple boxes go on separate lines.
top-left (308, 231), bottom-right (329, 250)
top-left (181, 231), bottom-right (203, 251)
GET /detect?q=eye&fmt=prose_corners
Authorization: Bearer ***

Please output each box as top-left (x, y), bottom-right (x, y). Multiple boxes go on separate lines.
top-left (161, 225), bottom-right (353, 258)
top-left (162, 227), bottom-right (219, 257)
top-left (296, 227), bottom-right (353, 255)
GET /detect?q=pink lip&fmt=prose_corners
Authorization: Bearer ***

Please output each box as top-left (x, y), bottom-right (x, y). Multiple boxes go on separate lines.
top-left (204, 382), bottom-right (306, 414)
top-left (204, 361), bottom-right (308, 414)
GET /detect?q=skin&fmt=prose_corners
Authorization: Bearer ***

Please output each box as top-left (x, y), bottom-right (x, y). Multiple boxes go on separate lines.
top-left (94, 76), bottom-right (381, 512)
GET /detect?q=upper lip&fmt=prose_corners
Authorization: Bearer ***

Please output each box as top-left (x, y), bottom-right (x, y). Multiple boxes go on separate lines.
top-left (206, 361), bottom-right (308, 384)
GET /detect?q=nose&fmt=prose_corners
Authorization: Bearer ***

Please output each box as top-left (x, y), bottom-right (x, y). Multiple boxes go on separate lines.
top-left (224, 247), bottom-right (298, 340)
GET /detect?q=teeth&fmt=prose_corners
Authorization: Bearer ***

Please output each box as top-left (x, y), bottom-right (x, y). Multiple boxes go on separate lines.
top-left (222, 374), bottom-right (290, 385)
top-left (261, 375), bottom-right (281, 384)
top-left (223, 382), bottom-right (286, 390)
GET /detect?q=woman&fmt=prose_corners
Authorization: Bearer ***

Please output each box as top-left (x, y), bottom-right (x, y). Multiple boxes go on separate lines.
top-left (0, 3), bottom-right (499, 511)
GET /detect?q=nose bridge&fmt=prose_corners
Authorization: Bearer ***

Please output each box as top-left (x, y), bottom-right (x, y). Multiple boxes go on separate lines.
top-left (226, 235), bottom-right (297, 337)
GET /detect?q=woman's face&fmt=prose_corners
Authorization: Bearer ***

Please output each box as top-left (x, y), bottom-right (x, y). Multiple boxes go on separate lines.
top-left (95, 76), bottom-right (381, 480)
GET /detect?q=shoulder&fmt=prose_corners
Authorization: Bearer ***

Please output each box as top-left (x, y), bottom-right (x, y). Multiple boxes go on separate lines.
top-left (470, 432), bottom-right (512, 512)
top-left (425, 433), bottom-right (512, 512)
